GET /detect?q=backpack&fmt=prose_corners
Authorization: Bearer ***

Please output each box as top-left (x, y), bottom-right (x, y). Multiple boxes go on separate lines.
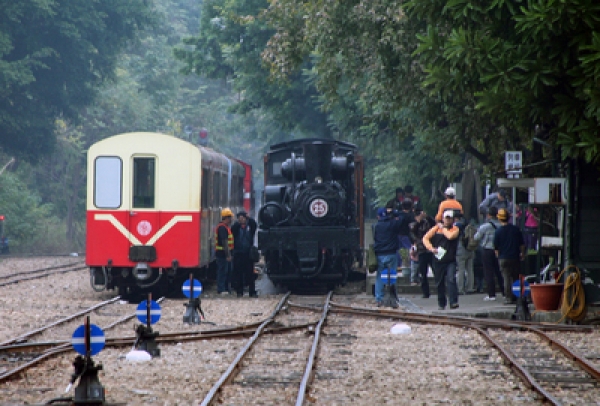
top-left (463, 224), bottom-right (479, 251)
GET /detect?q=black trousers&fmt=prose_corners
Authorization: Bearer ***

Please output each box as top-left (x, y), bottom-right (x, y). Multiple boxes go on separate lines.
top-left (482, 248), bottom-right (504, 297)
top-left (233, 252), bottom-right (256, 295)
top-left (418, 252), bottom-right (434, 297)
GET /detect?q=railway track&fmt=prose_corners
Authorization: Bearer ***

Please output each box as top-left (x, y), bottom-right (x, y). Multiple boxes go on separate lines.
top-left (477, 326), bottom-right (600, 405)
top-left (2, 288), bottom-right (599, 405)
top-left (0, 260), bottom-right (86, 288)
top-left (200, 292), bottom-right (332, 405)
top-left (326, 302), bottom-right (600, 405)
top-left (0, 296), bottom-right (150, 383)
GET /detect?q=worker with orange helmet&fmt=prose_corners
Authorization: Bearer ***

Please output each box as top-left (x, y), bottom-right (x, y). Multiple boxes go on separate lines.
top-left (215, 208), bottom-right (234, 294)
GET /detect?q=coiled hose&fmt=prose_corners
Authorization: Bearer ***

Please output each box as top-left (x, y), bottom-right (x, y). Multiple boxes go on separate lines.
top-left (557, 265), bottom-right (587, 323)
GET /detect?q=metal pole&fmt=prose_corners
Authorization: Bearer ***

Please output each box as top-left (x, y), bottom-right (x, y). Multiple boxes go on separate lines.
top-left (512, 186), bottom-right (517, 225)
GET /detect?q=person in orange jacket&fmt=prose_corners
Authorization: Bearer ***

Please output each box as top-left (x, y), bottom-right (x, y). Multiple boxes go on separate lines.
top-left (423, 210), bottom-right (461, 310)
top-left (435, 187), bottom-right (463, 222)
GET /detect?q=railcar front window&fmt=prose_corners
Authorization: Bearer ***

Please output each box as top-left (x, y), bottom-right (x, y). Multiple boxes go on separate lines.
top-left (133, 157), bottom-right (155, 208)
top-left (94, 157), bottom-right (122, 209)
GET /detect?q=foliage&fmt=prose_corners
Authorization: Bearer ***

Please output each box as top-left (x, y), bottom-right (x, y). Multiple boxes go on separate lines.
top-left (260, 0), bottom-right (600, 200)
top-left (0, 171), bottom-right (65, 252)
top-left (0, 0), bottom-right (156, 161)
top-left (407, 0), bottom-right (600, 164)
top-left (261, 0), bottom-right (485, 202)
top-left (174, 0), bottom-right (331, 139)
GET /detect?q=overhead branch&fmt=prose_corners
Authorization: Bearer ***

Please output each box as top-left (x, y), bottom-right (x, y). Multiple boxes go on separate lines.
top-left (465, 145), bottom-right (490, 165)
top-left (0, 158), bottom-right (15, 177)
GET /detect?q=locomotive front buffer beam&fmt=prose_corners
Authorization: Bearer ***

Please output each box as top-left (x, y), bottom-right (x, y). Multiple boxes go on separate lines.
top-left (258, 227), bottom-right (359, 274)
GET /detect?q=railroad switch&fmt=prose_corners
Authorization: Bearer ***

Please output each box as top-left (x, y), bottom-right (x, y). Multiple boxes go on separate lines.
top-left (183, 297), bottom-right (205, 324)
top-left (133, 323), bottom-right (160, 357)
top-left (70, 354), bottom-right (105, 405)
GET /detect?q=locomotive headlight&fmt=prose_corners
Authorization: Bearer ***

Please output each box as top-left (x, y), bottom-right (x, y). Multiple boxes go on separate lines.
top-left (315, 176), bottom-right (323, 184)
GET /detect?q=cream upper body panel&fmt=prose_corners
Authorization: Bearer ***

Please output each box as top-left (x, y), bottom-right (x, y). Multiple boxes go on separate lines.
top-left (87, 132), bottom-right (201, 211)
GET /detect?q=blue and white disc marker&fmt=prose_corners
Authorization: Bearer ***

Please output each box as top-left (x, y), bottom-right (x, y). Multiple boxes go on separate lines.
top-left (72, 324), bottom-right (105, 356)
top-left (512, 280), bottom-right (531, 298)
top-left (136, 300), bottom-right (162, 325)
top-left (380, 268), bottom-right (397, 285)
top-left (182, 279), bottom-right (202, 298)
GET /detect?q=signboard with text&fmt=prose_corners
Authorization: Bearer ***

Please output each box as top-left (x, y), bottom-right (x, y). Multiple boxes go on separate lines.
top-left (505, 151), bottom-right (522, 178)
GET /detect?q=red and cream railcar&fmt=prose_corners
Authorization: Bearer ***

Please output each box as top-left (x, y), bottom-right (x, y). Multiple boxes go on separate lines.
top-left (86, 132), bottom-right (249, 298)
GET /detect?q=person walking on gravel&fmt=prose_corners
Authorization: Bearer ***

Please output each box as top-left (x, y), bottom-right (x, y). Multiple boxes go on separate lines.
top-left (422, 210), bottom-right (460, 310)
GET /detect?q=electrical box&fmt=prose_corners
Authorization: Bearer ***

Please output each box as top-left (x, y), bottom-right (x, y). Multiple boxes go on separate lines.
top-left (528, 178), bottom-right (566, 204)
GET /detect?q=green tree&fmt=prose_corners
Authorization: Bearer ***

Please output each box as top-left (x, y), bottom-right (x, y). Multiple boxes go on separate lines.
top-left (174, 0), bottom-right (330, 138)
top-left (407, 0), bottom-right (600, 164)
top-left (0, 0), bottom-right (155, 160)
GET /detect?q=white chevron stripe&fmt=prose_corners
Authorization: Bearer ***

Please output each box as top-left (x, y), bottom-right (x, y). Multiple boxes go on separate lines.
top-left (146, 215), bottom-right (193, 246)
top-left (94, 214), bottom-right (142, 245)
top-left (94, 213), bottom-right (193, 247)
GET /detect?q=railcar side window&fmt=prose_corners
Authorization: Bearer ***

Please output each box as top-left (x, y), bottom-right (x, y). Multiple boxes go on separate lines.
top-left (133, 157), bottom-right (155, 208)
top-left (221, 173), bottom-right (227, 205)
top-left (201, 169), bottom-right (209, 209)
top-left (212, 172), bottom-right (220, 208)
top-left (94, 157), bottom-right (122, 209)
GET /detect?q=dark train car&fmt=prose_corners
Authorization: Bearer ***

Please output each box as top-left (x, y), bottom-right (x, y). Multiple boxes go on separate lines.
top-left (257, 139), bottom-right (364, 289)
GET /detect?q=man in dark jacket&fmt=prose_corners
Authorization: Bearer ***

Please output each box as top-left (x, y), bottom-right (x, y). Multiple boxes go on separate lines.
top-left (395, 198), bottom-right (415, 270)
top-left (386, 187), bottom-right (404, 212)
top-left (409, 207), bottom-right (436, 298)
top-left (423, 210), bottom-right (460, 310)
top-left (494, 208), bottom-right (525, 305)
top-left (231, 211), bottom-right (258, 298)
top-left (373, 207), bottom-right (403, 307)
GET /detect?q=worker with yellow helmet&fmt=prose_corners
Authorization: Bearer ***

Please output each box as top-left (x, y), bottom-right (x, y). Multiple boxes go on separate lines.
top-left (493, 208), bottom-right (525, 305)
top-left (215, 208), bottom-right (234, 294)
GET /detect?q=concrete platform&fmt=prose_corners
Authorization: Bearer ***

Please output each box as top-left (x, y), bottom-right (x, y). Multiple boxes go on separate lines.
top-left (362, 277), bottom-right (565, 322)
top-left (401, 290), bottom-right (565, 322)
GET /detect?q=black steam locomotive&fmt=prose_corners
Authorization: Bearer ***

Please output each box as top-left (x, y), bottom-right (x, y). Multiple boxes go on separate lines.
top-left (258, 139), bottom-right (364, 289)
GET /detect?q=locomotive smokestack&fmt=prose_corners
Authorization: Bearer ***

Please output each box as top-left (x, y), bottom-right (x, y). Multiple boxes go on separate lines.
top-left (303, 142), bottom-right (332, 182)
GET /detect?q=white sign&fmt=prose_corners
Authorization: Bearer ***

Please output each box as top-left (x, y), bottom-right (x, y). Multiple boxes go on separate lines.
top-left (505, 151), bottom-right (522, 177)
top-left (309, 199), bottom-right (328, 218)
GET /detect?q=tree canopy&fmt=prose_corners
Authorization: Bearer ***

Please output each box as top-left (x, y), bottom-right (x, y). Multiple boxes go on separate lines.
top-left (0, 0), bottom-right (155, 160)
top-left (174, 0), bottom-right (331, 139)
top-left (407, 0), bottom-right (600, 164)
top-left (261, 0), bottom-right (600, 173)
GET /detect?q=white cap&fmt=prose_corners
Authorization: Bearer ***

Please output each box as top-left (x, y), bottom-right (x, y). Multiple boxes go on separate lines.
top-left (443, 210), bottom-right (455, 219)
top-left (444, 187), bottom-right (456, 196)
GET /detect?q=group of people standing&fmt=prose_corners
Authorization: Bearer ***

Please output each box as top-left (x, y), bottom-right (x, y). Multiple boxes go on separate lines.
top-left (373, 185), bottom-right (527, 310)
top-left (215, 208), bottom-right (259, 297)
